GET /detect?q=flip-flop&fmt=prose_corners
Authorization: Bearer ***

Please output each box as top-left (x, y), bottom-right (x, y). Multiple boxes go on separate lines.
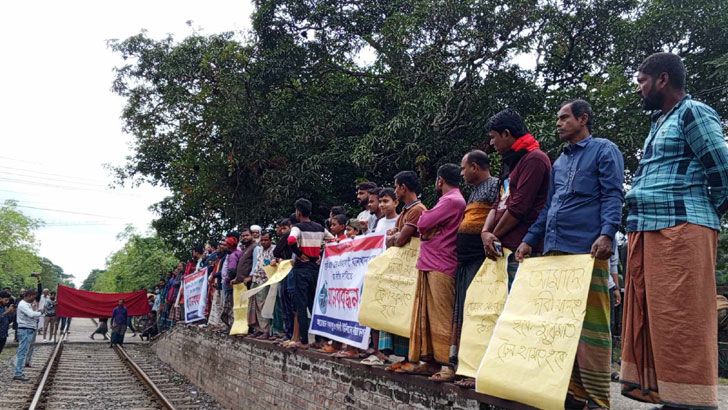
top-left (361, 355), bottom-right (385, 366)
top-left (318, 345), bottom-right (338, 354)
top-left (395, 362), bottom-right (437, 375)
top-left (334, 350), bottom-right (359, 359)
top-left (454, 378), bottom-right (476, 389)
top-left (428, 368), bottom-right (456, 383)
top-left (385, 361), bottom-right (405, 372)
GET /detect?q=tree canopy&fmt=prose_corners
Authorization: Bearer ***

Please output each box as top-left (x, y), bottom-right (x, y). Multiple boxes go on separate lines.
top-left (0, 201), bottom-right (73, 292)
top-left (109, 1), bottom-right (728, 264)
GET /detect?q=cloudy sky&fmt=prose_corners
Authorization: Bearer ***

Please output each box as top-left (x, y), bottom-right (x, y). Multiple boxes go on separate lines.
top-left (0, 1), bottom-right (254, 286)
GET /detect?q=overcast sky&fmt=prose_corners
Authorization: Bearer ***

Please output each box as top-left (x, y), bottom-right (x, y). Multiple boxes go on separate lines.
top-left (0, 1), bottom-right (254, 287)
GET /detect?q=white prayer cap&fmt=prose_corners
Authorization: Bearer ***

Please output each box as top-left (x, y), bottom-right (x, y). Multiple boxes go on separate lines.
top-left (250, 224), bottom-right (262, 232)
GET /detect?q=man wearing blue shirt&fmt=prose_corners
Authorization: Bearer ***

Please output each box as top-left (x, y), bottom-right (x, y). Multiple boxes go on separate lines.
top-left (620, 53), bottom-right (727, 410)
top-left (516, 99), bottom-right (624, 410)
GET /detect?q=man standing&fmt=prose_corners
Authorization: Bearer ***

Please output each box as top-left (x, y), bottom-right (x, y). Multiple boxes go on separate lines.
top-left (0, 291), bottom-right (15, 355)
top-left (481, 109), bottom-right (551, 284)
top-left (247, 232), bottom-right (275, 338)
top-left (356, 182), bottom-right (377, 233)
top-left (250, 225), bottom-right (262, 243)
top-left (110, 299), bottom-right (128, 347)
top-left (398, 164), bottom-right (466, 381)
top-left (449, 150), bottom-right (499, 386)
top-left (516, 99), bottom-right (624, 409)
top-left (286, 198), bottom-right (333, 348)
top-left (42, 291), bottom-right (58, 343)
top-left (367, 188), bottom-right (384, 234)
top-left (620, 52), bottom-right (728, 410)
top-left (14, 289), bottom-right (41, 381)
top-left (273, 219), bottom-right (294, 342)
top-left (38, 288), bottom-right (49, 337)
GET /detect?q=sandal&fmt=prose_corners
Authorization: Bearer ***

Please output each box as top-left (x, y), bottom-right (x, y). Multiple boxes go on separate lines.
top-left (361, 355), bottom-right (385, 366)
top-left (428, 367), bottom-right (456, 383)
top-left (334, 350), bottom-right (359, 359)
top-left (394, 362), bottom-right (439, 375)
top-left (318, 345), bottom-right (338, 354)
top-left (454, 378), bottom-right (476, 389)
top-left (385, 361), bottom-right (406, 372)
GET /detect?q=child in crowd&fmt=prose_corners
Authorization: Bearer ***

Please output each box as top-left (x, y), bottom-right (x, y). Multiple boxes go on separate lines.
top-left (375, 188), bottom-right (399, 234)
top-left (346, 219), bottom-right (362, 239)
top-left (329, 214), bottom-right (348, 242)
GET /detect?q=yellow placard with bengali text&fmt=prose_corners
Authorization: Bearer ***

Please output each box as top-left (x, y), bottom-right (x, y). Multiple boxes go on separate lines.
top-left (229, 282), bottom-right (250, 335)
top-left (475, 254), bottom-right (595, 410)
top-left (358, 238), bottom-right (420, 337)
top-left (239, 259), bottom-right (294, 300)
top-left (456, 250), bottom-right (510, 378)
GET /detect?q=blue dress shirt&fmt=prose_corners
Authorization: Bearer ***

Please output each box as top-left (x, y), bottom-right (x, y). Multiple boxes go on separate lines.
top-left (523, 136), bottom-right (624, 254)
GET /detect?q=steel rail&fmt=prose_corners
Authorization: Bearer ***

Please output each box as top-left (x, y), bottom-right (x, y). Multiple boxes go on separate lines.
top-left (113, 344), bottom-right (176, 410)
top-left (28, 332), bottom-right (66, 410)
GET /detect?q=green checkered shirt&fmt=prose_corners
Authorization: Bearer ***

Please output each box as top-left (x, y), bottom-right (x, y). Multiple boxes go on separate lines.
top-left (626, 95), bottom-right (728, 232)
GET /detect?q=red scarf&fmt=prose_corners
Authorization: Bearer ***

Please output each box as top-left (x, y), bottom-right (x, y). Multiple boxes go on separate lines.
top-left (511, 133), bottom-right (540, 152)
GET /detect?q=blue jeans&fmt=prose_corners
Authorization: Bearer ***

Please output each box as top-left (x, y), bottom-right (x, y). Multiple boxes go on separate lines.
top-left (15, 328), bottom-right (36, 376)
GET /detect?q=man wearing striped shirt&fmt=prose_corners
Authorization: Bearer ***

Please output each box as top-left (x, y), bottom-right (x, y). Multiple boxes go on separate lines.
top-left (287, 198), bottom-right (333, 348)
top-left (621, 52), bottom-right (728, 410)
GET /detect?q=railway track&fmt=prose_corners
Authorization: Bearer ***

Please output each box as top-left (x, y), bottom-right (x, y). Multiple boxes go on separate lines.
top-left (1, 336), bottom-right (200, 409)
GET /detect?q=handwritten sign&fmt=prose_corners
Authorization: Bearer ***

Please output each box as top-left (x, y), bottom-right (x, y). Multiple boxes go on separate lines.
top-left (456, 250), bottom-right (510, 378)
top-left (358, 238), bottom-right (420, 337)
top-left (475, 254), bottom-right (594, 410)
top-left (309, 234), bottom-right (385, 348)
top-left (183, 269), bottom-right (208, 323)
top-left (229, 282), bottom-right (250, 335)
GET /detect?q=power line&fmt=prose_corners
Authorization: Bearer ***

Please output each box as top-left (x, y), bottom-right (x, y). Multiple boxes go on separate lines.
top-left (13, 204), bottom-right (136, 220)
top-left (0, 170), bottom-right (109, 188)
top-left (0, 177), bottom-right (140, 196)
top-left (0, 165), bottom-right (109, 184)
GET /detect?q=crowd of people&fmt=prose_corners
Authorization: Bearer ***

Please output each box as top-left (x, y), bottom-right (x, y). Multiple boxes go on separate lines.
top-left (1, 52), bottom-right (724, 409)
top-left (146, 53), bottom-right (727, 410)
top-left (0, 277), bottom-right (73, 382)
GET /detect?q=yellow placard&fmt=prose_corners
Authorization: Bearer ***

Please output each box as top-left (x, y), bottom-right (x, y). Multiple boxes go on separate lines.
top-left (239, 259), bottom-right (293, 300)
top-left (229, 282), bottom-right (250, 335)
top-left (358, 238), bottom-right (420, 337)
top-left (456, 250), bottom-right (510, 378)
top-left (475, 254), bottom-right (595, 410)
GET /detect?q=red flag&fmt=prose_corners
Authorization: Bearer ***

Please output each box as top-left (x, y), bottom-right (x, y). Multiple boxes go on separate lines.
top-left (56, 285), bottom-right (151, 318)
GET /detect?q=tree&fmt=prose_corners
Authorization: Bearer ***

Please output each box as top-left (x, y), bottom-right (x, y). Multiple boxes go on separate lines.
top-left (110, 0), bottom-right (728, 256)
top-left (0, 200), bottom-right (43, 291)
top-left (88, 226), bottom-right (178, 293)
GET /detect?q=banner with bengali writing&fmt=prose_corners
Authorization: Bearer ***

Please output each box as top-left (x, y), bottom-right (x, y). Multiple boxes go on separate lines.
top-left (455, 250), bottom-right (510, 378)
top-left (309, 234), bottom-right (386, 349)
top-left (358, 238), bottom-right (420, 337)
top-left (475, 254), bottom-right (595, 410)
top-left (183, 269), bottom-right (208, 323)
top-left (229, 282), bottom-right (250, 335)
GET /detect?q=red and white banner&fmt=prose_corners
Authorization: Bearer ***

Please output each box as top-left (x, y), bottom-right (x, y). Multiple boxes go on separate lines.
top-left (309, 234), bottom-right (386, 348)
top-left (183, 269), bottom-right (208, 323)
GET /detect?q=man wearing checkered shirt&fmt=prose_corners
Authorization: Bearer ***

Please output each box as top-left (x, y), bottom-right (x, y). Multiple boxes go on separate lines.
top-left (621, 52), bottom-right (728, 410)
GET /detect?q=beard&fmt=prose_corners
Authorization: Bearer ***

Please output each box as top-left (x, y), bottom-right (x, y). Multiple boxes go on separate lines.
top-left (641, 87), bottom-right (664, 111)
top-left (359, 199), bottom-right (369, 208)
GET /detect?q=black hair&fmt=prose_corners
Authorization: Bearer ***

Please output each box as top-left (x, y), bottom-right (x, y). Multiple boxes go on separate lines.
top-left (226, 231), bottom-right (239, 239)
top-left (330, 206), bottom-right (347, 217)
top-left (485, 108), bottom-right (529, 138)
top-left (0, 291), bottom-right (10, 298)
top-left (437, 163), bottom-right (461, 186)
top-left (378, 187), bottom-right (397, 201)
top-left (25, 289), bottom-right (38, 297)
top-left (560, 99), bottom-right (594, 132)
top-left (357, 181), bottom-right (377, 191)
top-left (394, 171), bottom-right (422, 195)
top-left (50, 291), bottom-right (56, 295)
top-left (240, 228), bottom-right (251, 234)
top-left (260, 231), bottom-right (272, 239)
top-left (192, 244), bottom-right (204, 254)
top-left (295, 198), bottom-right (313, 217)
top-left (639, 52), bottom-right (686, 90)
top-left (207, 239), bottom-right (218, 248)
top-left (2, 287), bottom-right (10, 291)
top-left (368, 187), bottom-right (382, 196)
top-left (276, 218), bottom-right (292, 227)
top-left (465, 150), bottom-right (490, 170)
top-left (289, 213), bottom-right (298, 224)
top-left (332, 214), bottom-right (348, 226)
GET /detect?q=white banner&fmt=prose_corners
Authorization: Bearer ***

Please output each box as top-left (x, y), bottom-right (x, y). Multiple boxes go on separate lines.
top-left (309, 234), bottom-right (386, 349)
top-left (183, 269), bottom-right (208, 323)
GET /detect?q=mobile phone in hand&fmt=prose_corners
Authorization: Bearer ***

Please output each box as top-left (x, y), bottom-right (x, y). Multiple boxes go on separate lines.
top-left (494, 241), bottom-right (503, 257)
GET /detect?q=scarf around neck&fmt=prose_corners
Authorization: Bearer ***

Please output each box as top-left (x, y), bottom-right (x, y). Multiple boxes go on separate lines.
top-left (501, 133), bottom-right (540, 178)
